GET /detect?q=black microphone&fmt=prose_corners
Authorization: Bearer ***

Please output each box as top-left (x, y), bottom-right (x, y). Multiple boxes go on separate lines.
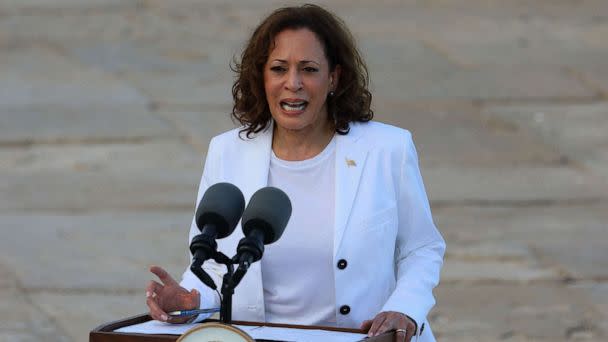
top-left (233, 187), bottom-right (292, 286)
top-left (189, 182), bottom-right (245, 290)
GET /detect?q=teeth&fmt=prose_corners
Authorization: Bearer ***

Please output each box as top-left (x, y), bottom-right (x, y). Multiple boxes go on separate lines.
top-left (281, 102), bottom-right (306, 111)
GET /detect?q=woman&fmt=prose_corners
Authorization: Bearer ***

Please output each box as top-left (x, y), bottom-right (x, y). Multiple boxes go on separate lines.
top-left (146, 4), bottom-right (445, 342)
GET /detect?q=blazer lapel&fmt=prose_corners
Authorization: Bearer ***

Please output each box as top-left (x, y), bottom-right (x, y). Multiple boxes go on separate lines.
top-left (334, 125), bottom-right (368, 258)
top-left (230, 125), bottom-right (272, 321)
top-left (237, 126), bottom-right (273, 201)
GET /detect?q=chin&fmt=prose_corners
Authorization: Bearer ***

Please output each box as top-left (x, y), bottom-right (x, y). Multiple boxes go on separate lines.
top-left (272, 114), bottom-right (306, 130)
top-left (274, 121), bottom-right (308, 132)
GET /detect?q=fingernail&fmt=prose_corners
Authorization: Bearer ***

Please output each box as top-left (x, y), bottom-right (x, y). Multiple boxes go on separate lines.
top-left (152, 292), bottom-right (157, 298)
top-left (146, 291), bottom-right (151, 298)
top-left (161, 314), bottom-right (168, 321)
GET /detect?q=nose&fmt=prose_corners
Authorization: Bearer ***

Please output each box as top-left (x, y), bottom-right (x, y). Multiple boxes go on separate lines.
top-left (285, 69), bottom-right (302, 92)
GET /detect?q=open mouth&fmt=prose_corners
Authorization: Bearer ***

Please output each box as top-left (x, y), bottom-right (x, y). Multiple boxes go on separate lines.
top-left (280, 100), bottom-right (308, 112)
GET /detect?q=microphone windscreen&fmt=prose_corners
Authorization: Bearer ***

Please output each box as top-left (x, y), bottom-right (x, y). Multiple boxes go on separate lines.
top-left (241, 187), bottom-right (292, 244)
top-left (195, 182), bottom-right (245, 238)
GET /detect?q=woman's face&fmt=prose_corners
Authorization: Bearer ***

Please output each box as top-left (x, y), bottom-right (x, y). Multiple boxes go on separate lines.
top-left (264, 28), bottom-right (339, 136)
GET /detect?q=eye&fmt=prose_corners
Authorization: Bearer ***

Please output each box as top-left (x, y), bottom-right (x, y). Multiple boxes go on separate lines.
top-left (270, 66), bottom-right (286, 73)
top-left (303, 67), bottom-right (319, 73)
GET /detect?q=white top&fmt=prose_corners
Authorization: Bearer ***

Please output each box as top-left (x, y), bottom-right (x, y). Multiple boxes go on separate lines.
top-left (262, 136), bottom-right (337, 326)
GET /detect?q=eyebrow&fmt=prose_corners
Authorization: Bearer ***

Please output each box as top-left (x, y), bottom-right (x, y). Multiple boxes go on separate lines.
top-left (271, 59), bottom-right (321, 66)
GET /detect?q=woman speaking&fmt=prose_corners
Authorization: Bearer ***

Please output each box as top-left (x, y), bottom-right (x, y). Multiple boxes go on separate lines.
top-left (145, 4), bottom-right (445, 342)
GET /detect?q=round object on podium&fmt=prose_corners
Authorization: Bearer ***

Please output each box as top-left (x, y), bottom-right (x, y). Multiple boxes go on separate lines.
top-left (177, 322), bottom-right (255, 342)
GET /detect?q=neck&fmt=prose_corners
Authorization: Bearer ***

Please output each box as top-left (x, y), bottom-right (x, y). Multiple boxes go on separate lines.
top-left (272, 121), bottom-right (335, 161)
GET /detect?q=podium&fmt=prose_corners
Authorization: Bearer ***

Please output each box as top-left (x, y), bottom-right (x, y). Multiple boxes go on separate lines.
top-left (90, 314), bottom-right (395, 342)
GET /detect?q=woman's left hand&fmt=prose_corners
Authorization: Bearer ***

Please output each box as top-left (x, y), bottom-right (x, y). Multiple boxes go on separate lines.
top-left (360, 311), bottom-right (416, 342)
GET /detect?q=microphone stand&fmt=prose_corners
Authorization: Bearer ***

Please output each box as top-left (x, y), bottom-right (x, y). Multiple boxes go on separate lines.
top-left (209, 251), bottom-right (238, 324)
top-left (191, 250), bottom-right (257, 324)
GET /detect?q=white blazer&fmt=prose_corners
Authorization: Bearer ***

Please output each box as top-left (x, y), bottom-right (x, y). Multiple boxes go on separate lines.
top-left (181, 121), bottom-right (445, 341)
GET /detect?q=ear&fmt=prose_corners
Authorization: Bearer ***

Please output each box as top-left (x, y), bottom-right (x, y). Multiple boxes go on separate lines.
top-left (330, 65), bottom-right (341, 91)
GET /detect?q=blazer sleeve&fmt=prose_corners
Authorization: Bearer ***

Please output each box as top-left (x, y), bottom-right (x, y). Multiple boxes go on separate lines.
top-left (179, 137), bottom-right (225, 321)
top-left (381, 131), bottom-right (446, 331)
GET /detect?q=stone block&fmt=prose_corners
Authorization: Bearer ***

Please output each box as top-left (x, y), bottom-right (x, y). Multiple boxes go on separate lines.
top-left (370, 65), bottom-right (594, 101)
top-left (121, 71), bottom-right (234, 107)
top-left (433, 284), bottom-right (602, 341)
top-left (424, 164), bottom-right (606, 203)
top-left (442, 259), bottom-right (560, 283)
top-left (569, 282), bottom-right (608, 335)
top-left (156, 110), bottom-right (237, 152)
top-left (0, 46), bottom-right (147, 108)
top-left (434, 205), bottom-right (608, 280)
top-left (30, 292), bottom-right (144, 342)
top-left (0, 212), bottom-right (194, 290)
top-left (374, 101), bottom-right (562, 167)
top-left (481, 103), bottom-right (608, 182)
top-left (0, 141), bottom-right (202, 211)
top-left (0, 107), bottom-right (178, 144)
top-left (0, 287), bottom-right (69, 342)
top-left (0, 0), bottom-right (137, 11)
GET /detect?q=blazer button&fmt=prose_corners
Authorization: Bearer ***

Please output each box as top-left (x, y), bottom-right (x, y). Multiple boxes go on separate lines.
top-left (337, 259), bottom-right (348, 269)
top-left (339, 305), bottom-right (351, 315)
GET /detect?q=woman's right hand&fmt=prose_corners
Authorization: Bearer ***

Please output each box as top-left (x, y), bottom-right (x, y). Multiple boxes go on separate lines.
top-left (146, 265), bottom-right (200, 324)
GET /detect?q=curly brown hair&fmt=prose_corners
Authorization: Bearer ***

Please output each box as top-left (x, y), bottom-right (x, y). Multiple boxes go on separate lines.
top-left (231, 4), bottom-right (373, 137)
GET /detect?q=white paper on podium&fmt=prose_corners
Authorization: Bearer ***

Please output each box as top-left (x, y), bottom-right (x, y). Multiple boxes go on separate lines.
top-left (115, 320), bottom-right (367, 341)
top-left (115, 320), bottom-right (196, 335)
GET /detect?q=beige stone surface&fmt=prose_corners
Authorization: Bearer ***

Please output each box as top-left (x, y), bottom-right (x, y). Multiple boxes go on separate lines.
top-left (1, 1), bottom-right (607, 341)
top-left (433, 284), bottom-right (602, 341)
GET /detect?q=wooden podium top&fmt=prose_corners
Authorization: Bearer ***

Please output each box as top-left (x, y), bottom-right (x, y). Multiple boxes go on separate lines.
top-left (90, 314), bottom-right (395, 342)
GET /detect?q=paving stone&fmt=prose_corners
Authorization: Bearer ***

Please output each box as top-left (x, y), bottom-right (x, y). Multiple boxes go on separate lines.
top-left (0, 141), bottom-right (202, 211)
top-left (0, 46), bottom-right (148, 108)
top-left (0, 212), bottom-right (194, 290)
top-left (0, 0), bottom-right (138, 11)
top-left (65, 34), bottom-right (245, 73)
top-left (576, 64), bottom-right (608, 97)
top-left (30, 292), bottom-right (144, 342)
top-left (157, 110), bottom-right (237, 152)
top-left (68, 42), bottom-right (214, 74)
top-left (424, 164), bottom-right (606, 203)
top-left (0, 107), bottom-right (178, 144)
top-left (361, 38), bottom-right (452, 71)
top-left (0, 260), bottom-right (18, 288)
top-left (0, 284), bottom-right (70, 342)
top-left (534, 237), bottom-right (608, 282)
top-left (370, 65), bottom-right (595, 101)
top-left (481, 103), bottom-right (608, 182)
top-left (0, 3), bottom-right (260, 45)
top-left (420, 14), bottom-right (608, 69)
top-left (441, 233), bottom-right (562, 284)
top-left (121, 71), bottom-right (234, 107)
top-left (433, 205), bottom-right (608, 280)
top-left (374, 101), bottom-right (562, 167)
top-left (433, 284), bottom-right (603, 341)
top-left (569, 282), bottom-right (608, 336)
top-left (447, 241), bottom-right (532, 260)
top-left (442, 259), bottom-right (560, 283)
top-left (0, 11), bottom-right (137, 43)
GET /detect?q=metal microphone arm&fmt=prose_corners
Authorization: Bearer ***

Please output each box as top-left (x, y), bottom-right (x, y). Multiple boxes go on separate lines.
top-left (189, 231), bottom-right (219, 290)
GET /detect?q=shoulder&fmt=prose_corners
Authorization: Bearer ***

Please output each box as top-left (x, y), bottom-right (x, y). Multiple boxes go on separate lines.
top-left (349, 121), bottom-right (413, 150)
top-left (209, 126), bottom-right (271, 150)
top-left (209, 127), bottom-right (243, 147)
